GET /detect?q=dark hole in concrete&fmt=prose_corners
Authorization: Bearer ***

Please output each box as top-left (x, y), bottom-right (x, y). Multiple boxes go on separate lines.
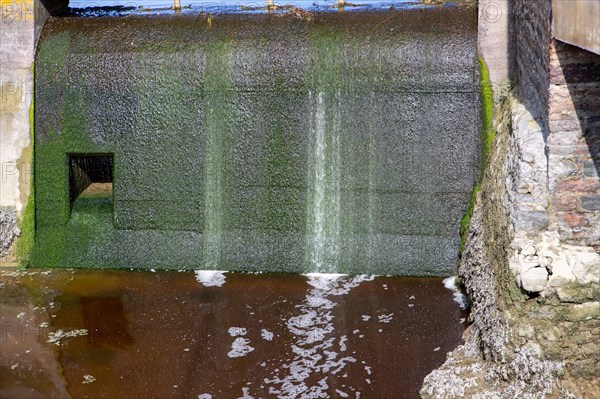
top-left (68, 154), bottom-right (114, 208)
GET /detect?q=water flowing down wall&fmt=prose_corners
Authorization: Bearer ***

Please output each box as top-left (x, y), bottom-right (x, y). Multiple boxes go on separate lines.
top-left (34, 8), bottom-right (480, 274)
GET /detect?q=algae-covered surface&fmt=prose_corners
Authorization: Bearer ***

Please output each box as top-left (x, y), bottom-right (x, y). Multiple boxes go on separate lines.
top-left (0, 269), bottom-right (468, 398)
top-left (34, 7), bottom-right (479, 274)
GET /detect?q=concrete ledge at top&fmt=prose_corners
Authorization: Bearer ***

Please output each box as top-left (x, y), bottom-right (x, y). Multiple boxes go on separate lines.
top-left (552, 0), bottom-right (600, 55)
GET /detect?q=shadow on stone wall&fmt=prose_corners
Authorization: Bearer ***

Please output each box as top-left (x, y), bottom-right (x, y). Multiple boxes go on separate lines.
top-left (555, 42), bottom-right (600, 178)
top-left (507, 0), bottom-right (552, 142)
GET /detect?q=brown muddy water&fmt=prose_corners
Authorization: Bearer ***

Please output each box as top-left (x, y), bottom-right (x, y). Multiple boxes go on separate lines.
top-left (0, 270), bottom-right (468, 399)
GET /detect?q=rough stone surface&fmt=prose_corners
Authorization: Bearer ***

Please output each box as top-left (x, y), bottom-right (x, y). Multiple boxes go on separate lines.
top-left (422, 96), bottom-right (599, 399)
top-left (520, 267), bottom-right (548, 293)
top-left (547, 41), bottom-right (600, 247)
top-left (0, 207), bottom-right (20, 259)
top-left (506, 104), bottom-right (549, 233)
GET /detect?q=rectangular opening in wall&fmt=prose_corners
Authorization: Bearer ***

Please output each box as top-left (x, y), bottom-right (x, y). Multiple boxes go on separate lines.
top-left (69, 154), bottom-right (114, 210)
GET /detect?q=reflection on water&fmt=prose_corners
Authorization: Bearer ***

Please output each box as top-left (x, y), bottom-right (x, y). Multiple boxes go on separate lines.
top-left (80, 297), bottom-right (135, 348)
top-left (0, 269), bottom-right (467, 398)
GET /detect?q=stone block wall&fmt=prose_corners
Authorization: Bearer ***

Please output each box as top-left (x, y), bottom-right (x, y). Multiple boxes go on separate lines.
top-left (509, 0), bottom-right (552, 137)
top-left (502, 0), bottom-right (600, 296)
top-left (548, 41), bottom-right (600, 249)
top-left (423, 1), bottom-right (600, 397)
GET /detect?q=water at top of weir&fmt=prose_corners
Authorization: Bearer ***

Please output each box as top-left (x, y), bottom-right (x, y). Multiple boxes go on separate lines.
top-left (66, 0), bottom-right (441, 15)
top-left (0, 269), bottom-right (467, 399)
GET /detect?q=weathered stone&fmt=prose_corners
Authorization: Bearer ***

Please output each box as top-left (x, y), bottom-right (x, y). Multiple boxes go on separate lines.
top-left (518, 254), bottom-right (540, 274)
top-left (581, 195), bottom-right (600, 211)
top-left (583, 160), bottom-right (599, 178)
top-left (520, 242), bottom-right (537, 256)
top-left (557, 285), bottom-right (600, 303)
top-left (565, 302), bottom-right (600, 322)
top-left (520, 267), bottom-right (549, 292)
top-left (571, 250), bottom-right (600, 284)
top-left (547, 273), bottom-right (575, 288)
top-left (538, 254), bottom-right (553, 269)
top-left (568, 358), bottom-right (599, 379)
top-left (562, 213), bottom-right (589, 228)
top-left (554, 195), bottom-right (578, 211)
top-left (559, 179), bottom-right (600, 192)
top-left (517, 323), bottom-right (535, 338)
top-left (0, 207), bottom-right (21, 257)
top-left (550, 118), bottom-right (581, 132)
top-left (537, 328), bottom-right (557, 342)
top-left (580, 342), bottom-right (598, 357)
top-left (513, 210), bottom-right (549, 231)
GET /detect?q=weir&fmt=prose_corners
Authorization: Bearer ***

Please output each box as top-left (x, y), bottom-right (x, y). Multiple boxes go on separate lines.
top-left (34, 7), bottom-right (480, 274)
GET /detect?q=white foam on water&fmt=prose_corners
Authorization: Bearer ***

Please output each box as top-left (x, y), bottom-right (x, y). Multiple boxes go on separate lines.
top-left (452, 292), bottom-right (469, 309)
top-left (228, 337), bottom-right (255, 358)
top-left (442, 276), bottom-right (456, 289)
top-left (303, 273), bottom-right (347, 279)
top-left (195, 270), bottom-right (227, 287)
top-left (378, 314), bottom-right (393, 323)
top-left (261, 329), bottom-right (274, 341)
top-left (237, 387), bottom-right (255, 399)
top-left (228, 327), bottom-right (247, 337)
top-left (198, 394), bottom-right (212, 399)
top-left (339, 336), bottom-right (347, 351)
top-left (263, 274), bottom-right (374, 399)
top-left (442, 276), bottom-right (469, 309)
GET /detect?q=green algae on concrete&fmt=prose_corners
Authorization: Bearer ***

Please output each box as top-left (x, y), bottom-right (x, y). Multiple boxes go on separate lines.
top-left (460, 55), bottom-right (496, 251)
top-left (34, 9), bottom-right (479, 274)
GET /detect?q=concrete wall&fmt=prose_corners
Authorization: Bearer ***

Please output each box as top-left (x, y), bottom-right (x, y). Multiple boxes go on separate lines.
top-left (477, 0), bottom-right (509, 100)
top-left (552, 0), bottom-right (600, 55)
top-left (0, 0), bottom-right (67, 264)
top-left (33, 9), bottom-right (480, 274)
top-left (0, 0), bottom-right (38, 263)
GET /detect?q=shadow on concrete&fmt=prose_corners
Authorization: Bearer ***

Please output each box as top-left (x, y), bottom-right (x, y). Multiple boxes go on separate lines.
top-left (555, 41), bottom-right (600, 178)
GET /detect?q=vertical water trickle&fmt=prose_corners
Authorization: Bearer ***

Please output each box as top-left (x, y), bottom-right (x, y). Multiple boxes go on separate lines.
top-left (367, 90), bottom-right (381, 272)
top-left (307, 91), bottom-right (342, 273)
top-left (203, 42), bottom-right (233, 269)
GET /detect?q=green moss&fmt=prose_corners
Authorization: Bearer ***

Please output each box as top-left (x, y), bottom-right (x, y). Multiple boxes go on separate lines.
top-left (36, 32), bottom-right (70, 78)
top-left (33, 78), bottom-right (97, 267)
top-left (460, 55), bottom-right (496, 251)
top-left (33, 18), bottom-right (479, 274)
top-left (479, 55), bottom-right (495, 168)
